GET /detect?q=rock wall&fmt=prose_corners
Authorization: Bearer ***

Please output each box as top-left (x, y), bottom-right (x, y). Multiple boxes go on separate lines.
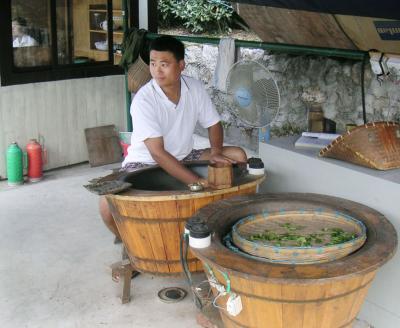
top-left (183, 42), bottom-right (400, 151)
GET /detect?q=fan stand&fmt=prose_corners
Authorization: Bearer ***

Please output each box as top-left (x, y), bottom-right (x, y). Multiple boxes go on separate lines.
top-left (259, 126), bottom-right (271, 143)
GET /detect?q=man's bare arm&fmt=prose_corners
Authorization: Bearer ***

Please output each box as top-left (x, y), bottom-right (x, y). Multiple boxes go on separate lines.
top-left (208, 122), bottom-right (236, 164)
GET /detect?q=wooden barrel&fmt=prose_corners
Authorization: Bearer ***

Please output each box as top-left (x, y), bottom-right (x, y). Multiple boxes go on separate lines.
top-left (191, 193), bottom-right (397, 328)
top-left (106, 162), bottom-right (265, 275)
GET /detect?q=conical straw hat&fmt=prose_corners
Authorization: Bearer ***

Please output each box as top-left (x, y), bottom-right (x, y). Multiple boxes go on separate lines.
top-left (319, 121), bottom-right (400, 170)
top-left (127, 55), bottom-right (152, 93)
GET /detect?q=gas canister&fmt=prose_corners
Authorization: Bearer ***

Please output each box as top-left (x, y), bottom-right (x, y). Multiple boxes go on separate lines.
top-left (6, 142), bottom-right (25, 186)
top-left (26, 139), bottom-right (46, 182)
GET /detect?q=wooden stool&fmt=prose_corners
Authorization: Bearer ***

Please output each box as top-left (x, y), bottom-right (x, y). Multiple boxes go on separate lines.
top-left (110, 246), bottom-right (134, 304)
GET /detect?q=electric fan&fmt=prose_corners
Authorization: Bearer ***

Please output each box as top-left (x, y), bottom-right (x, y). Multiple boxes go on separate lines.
top-left (225, 60), bottom-right (280, 128)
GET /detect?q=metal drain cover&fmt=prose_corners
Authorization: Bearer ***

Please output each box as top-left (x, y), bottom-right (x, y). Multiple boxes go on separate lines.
top-left (157, 287), bottom-right (187, 303)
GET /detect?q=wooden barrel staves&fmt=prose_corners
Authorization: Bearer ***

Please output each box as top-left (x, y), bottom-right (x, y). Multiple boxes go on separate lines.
top-left (106, 162), bottom-right (265, 275)
top-left (190, 193), bottom-right (397, 328)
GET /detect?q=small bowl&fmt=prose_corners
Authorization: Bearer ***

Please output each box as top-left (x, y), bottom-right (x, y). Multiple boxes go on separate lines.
top-left (188, 183), bottom-right (204, 192)
top-left (95, 41), bottom-right (108, 51)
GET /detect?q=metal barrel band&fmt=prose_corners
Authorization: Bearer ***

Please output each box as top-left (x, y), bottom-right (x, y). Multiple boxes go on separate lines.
top-left (227, 277), bottom-right (374, 304)
top-left (131, 255), bottom-right (198, 265)
top-left (220, 311), bottom-right (356, 328)
top-left (119, 214), bottom-right (190, 224)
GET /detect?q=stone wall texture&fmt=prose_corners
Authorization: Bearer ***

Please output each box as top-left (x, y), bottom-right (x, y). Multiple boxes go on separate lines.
top-left (183, 42), bottom-right (400, 151)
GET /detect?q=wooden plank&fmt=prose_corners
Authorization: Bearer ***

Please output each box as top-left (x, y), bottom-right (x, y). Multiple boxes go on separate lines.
top-left (84, 124), bottom-right (122, 167)
top-left (155, 201), bottom-right (183, 273)
top-left (109, 197), bottom-right (158, 273)
top-left (140, 200), bottom-right (174, 273)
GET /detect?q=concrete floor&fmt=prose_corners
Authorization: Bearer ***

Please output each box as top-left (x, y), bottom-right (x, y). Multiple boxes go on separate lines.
top-left (0, 136), bottom-right (372, 328)
top-left (0, 162), bottom-right (207, 328)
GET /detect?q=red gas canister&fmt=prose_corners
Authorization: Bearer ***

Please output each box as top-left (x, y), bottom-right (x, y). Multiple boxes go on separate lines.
top-left (26, 139), bottom-right (46, 182)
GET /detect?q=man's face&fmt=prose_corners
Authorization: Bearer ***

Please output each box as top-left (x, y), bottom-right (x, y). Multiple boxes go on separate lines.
top-left (149, 50), bottom-right (185, 89)
top-left (12, 21), bottom-right (23, 38)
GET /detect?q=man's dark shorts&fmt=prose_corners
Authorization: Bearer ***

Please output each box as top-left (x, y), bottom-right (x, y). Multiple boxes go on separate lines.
top-left (120, 148), bottom-right (206, 172)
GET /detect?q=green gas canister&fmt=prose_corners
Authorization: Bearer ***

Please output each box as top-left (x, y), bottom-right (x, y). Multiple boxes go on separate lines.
top-left (6, 142), bottom-right (26, 186)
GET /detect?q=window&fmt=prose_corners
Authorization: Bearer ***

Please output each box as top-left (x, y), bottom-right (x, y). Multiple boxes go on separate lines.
top-left (11, 0), bottom-right (51, 67)
top-left (1, 0), bottom-right (138, 86)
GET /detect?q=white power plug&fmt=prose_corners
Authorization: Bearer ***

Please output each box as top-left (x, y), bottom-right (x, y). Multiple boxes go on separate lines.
top-left (208, 275), bottom-right (218, 287)
top-left (215, 284), bottom-right (226, 294)
top-left (227, 293), bottom-right (242, 316)
top-left (208, 276), bottom-right (225, 294)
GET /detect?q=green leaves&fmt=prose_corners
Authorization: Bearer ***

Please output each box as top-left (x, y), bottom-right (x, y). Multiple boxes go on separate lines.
top-left (326, 228), bottom-right (357, 245)
top-left (249, 225), bottom-right (358, 247)
top-left (158, 0), bottom-right (234, 34)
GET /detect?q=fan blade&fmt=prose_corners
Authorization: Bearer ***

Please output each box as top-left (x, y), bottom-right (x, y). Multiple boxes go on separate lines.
top-left (225, 60), bottom-right (280, 128)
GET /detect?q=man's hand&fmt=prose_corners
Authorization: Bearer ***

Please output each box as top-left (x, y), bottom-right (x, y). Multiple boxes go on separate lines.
top-left (209, 150), bottom-right (237, 164)
top-left (197, 178), bottom-right (209, 188)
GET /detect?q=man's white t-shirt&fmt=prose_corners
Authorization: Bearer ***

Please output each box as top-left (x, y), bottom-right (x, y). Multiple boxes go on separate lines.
top-left (122, 75), bottom-right (221, 166)
top-left (13, 35), bottom-right (38, 48)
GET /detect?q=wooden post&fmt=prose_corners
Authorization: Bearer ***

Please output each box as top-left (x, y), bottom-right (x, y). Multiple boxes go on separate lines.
top-left (208, 163), bottom-right (233, 189)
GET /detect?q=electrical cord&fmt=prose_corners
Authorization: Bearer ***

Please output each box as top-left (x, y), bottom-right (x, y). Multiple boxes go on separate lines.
top-left (180, 232), bottom-right (236, 312)
top-left (193, 280), bottom-right (214, 305)
top-left (212, 290), bottom-right (228, 311)
top-left (180, 233), bottom-right (203, 309)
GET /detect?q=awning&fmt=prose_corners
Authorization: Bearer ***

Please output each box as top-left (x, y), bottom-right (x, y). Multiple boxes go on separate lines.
top-left (231, 0), bottom-right (400, 20)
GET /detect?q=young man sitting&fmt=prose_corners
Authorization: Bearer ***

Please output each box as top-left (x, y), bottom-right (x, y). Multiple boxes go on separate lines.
top-left (99, 35), bottom-right (247, 240)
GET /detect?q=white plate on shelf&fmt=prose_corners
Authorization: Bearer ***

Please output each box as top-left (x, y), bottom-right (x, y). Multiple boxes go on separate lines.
top-left (95, 41), bottom-right (108, 51)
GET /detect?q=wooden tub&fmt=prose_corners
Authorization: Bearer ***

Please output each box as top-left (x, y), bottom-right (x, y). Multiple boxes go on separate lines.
top-left (190, 193), bottom-right (397, 328)
top-left (106, 161), bottom-right (265, 275)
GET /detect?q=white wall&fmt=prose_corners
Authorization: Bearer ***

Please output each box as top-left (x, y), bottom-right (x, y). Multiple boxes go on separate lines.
top-left (0, 75), bottom-right (126, 178)
top-left (259, 139), bottom-right (400, 328)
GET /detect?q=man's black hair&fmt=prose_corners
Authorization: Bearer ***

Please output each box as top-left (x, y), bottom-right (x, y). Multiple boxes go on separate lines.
top-left (12, 17), bottom-right (28, 27)
top-left (149, 36), bottom-right (185, 61)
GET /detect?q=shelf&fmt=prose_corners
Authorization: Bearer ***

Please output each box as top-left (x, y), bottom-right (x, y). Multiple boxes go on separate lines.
top-left (89, 30), bottom-right (124, 35)
top-left (89, 9), bottom-right (123, 13)
top-left (82, 2), bottom-right (124, 65)
top-left (89, 29), bottom-right (123, 34)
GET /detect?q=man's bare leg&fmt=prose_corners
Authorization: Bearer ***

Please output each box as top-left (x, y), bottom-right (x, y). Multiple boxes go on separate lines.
top-left (99, 146), bottom-right (246, 239)
top-left (99, 196), bottom-right (121, 240)
top-left (199, 145), bottom-right (247, 162)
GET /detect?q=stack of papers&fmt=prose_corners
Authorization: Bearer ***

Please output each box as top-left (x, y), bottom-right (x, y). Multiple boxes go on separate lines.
top-left (295, 132), bottom-right (341, 150)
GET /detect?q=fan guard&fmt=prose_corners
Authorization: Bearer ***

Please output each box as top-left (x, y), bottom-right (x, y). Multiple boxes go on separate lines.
top-left (226, 60), bottom-right (280, 128)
